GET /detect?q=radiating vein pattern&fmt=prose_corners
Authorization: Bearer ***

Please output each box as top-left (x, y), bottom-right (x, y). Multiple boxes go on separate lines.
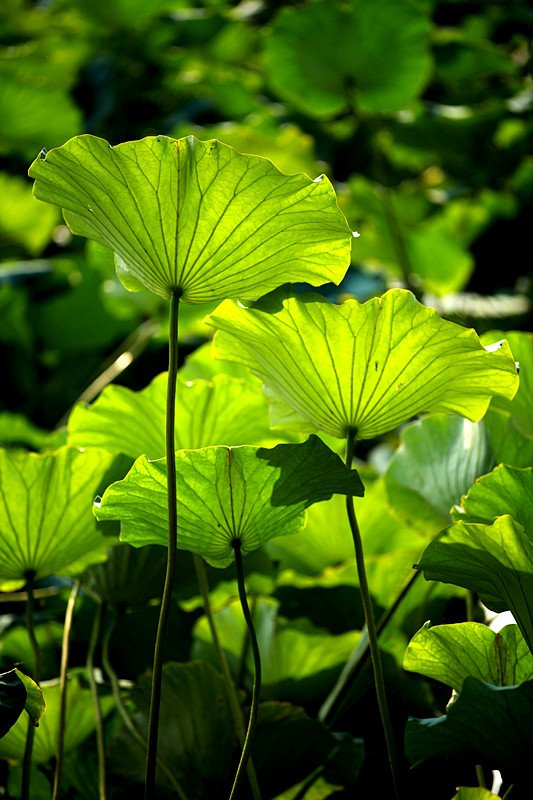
top-left (29, 135), bottom-right (353, 301)
top-left (96, 436), bottom-right (363, 568)
top-left (0, 447), bottom-right (115, 583)
top-left (207, 287), bottom-right (519, 439)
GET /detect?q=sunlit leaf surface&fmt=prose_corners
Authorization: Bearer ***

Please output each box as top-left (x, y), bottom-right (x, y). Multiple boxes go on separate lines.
top-left (417, 515), bottom-right (533, 653)
top-left (0, 446), bottom-right (115, 584)
top-left (95, 436), bottom-right (364, 567)
top-left (481, 330), bottom-right (533, 438)
top-left (404, 621), bottom-right (533, 691)
top-left (28, 134), bottom-right (353, 301)
top-left (451, 464), bottom-right (533, 527)
top-left (207, 287), bottom-right (518, 440)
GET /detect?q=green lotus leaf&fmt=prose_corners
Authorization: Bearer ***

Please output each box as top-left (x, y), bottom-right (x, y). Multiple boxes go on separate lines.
top-left (451, 464), bottom-right (533, 527)
top-left (0, 446), bottom-right (115, 584)
top-left (264, 0), bottom-right (432, 117)
top-left (81, 543), bottom-right (166, 608)
top-left (416, 515), bottom-right (533, 653)
top-left (0, 412), bottom-right (49, 451)
top-left (193, 596), bottom-right (360, 704)
top-left (179, 340), bottom-right (255, 384)
top-left (481, 330), bottom-right (533, 438)
top-left (0, 673), bottom-right (114, 764)
top-left (28, 134), bottom-right (354, 301)
top-left (385, 414), bottom-right (493, 534)
top-left (0, 172), bottom-right (58, 255)
top-left (483, 408), bottom-right (533, 470)
top-left (14, 670), bottom-right (46, 726)
top-left (405, 677), bottom-right (533, 772)
top-left (452, 789), bottom-right (499, 800)
top-left (94, 435), bottom-right (364, 568)
top-left (0, 79), bottom-right (81, 160)
top-left (206, 287), bottom-right (519, 440)
top-left (68, 373), bottom-right (278, 460)
top-left (254, 705), bottom-right (363, 799)
top-left (0, 671), bottom-right (26, 740)
top-left (404, 622), bottom-right (533, 691)
top-left (118, 661), bottom-right (236, 794)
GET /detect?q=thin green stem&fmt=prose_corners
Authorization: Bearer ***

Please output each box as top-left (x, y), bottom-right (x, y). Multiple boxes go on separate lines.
top-left (145, 289), bottom-right (181, 800)
top-left (320, 568), bottom-right (421, 726)
top-left (193, 554), bottom-right (262, 800)
top-left (345, 431), bottom-right (403, 799)
top-left (228, 540), bottom-right (262, 800)
top-left (502, 784), bottom-right (514, 799)
top-left (101, 608), bottom-right (190, 800)
top-left (52, 580), bottom-right (80, 800)
top-left (87, 601), bottom-right (107, 800)
top-left (21, 571), bottom-right (43, 800)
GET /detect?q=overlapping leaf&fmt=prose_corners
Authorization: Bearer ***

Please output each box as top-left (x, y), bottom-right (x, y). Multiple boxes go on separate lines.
top-left (452, 464), bottom-right (533, 528)
top-left (405, 677), bottom-right (533, 772)
top-left (0, 446), bottom-right (115, 585)
top-left (0, 671), bottom-right (26, 740)
top-left (193, 596), bottom-right (360, 704)
top-left (28, 134), bottom-right (353, 301)
top-left (207, 287), bottom-right (518, 440)
top-left (416, 515), bottom-right (533, 653)
top-left (68, 373), bottom-right (278, 460)
top-left (404, 622), bottom-right (533, 691)
top-left (264, 0), bottom-right (432, 117)
top-left (94, 436), bottom-right (364, 567)
top-left (0, 674), bottom-right (114, 764)
top-left (481, 330), bottom-right (533, 438)
top-left (483, 408), bottom-right (533, 469)
top-left (385, 414), bottom-right (493, 534)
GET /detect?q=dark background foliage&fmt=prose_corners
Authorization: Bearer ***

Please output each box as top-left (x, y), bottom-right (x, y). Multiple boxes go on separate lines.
top-left (0, 2), bottom-right (532, 798)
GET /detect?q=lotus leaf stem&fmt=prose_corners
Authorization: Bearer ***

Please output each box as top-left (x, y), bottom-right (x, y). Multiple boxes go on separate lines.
top-left (52, 580), bottom-right (80, 800)
top-left (87, 600), bottom-right (107, 800)
top-left (21, 571), bottom-right (42, 800)
top-left (145, 289), bottom-right (181, 800)
top-left (345, 431), bottom-right (403, 799)
top-left (228, 539), bottom-right (262, 800)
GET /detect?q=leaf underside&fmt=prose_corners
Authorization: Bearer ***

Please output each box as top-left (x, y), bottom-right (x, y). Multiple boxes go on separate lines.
top-left (95, 435), bottom-right (364, 567)
top-left (28, 134), bottom-right (353, 301)
top-left (207, 286), bottom-right (518, 440)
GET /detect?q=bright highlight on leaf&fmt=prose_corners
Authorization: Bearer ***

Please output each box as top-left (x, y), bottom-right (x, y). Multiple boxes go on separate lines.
top-left (451, 464), bottom-right (533, 527)
top-left (0, 446), bottom-right (115, 586)
top-left (28, 134), bottom-right (354, 302)
top-left (404, 621), bottom-right (533, 691)
top-left (207, 287), bottom-right (519, 440)
top-left (14, 670), bottom-right (46, 727)
top-left (94, 435), bottom-right (364, 568)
